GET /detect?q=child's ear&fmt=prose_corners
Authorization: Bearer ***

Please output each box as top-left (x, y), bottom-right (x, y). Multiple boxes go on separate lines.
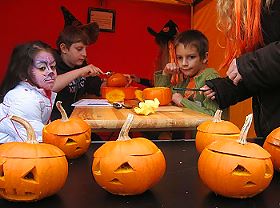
top-left (60, 43), bottom-right (68, 54)
top-left (202, 52), bottom-right (208, 64)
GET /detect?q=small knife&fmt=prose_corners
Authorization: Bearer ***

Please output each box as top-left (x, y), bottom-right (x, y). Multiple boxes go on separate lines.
top-left (172, 87), bottom-right (209, 92)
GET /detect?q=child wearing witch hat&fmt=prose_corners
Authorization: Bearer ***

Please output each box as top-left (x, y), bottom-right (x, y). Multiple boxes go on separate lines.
top-left (51, 6), bottom-right (104, 121)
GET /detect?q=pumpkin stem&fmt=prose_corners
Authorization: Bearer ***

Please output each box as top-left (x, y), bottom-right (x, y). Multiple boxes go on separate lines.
top-left (117, 113), bottom-right (134, 141)
top-left (213, 109), bottom-right (223, 122)
top-left (9, 115), bottom-right (38, 144)
top-left (56, 101), bottom-right (69, 121)
top-left (238, 114), bottom-right (253, 145)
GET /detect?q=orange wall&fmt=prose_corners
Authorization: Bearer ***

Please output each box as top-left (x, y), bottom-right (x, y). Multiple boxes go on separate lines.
top-left (0, 0), bottom-right (191, 83)
top-left (193, 0), bottom-right (256, 137)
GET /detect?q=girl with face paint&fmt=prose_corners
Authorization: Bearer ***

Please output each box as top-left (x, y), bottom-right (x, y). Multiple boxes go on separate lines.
top-left (0, 41), bottom-right (57, 143)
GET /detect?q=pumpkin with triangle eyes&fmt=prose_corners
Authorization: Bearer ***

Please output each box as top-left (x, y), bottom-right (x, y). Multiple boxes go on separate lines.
top-left (43, 101), bottom-right (91, 159)
top-left (0, 116), bottom-right (68, 202)
top-left (92, 114), bottom-right (166, 195)
top-left (198, 114), bottom-right (273, 198)
top-left (263, 127), bottom-right (280, 171)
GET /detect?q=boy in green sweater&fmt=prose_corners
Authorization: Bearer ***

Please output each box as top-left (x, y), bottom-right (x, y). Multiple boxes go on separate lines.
top-left (155, 30), bottom-right (219, 116)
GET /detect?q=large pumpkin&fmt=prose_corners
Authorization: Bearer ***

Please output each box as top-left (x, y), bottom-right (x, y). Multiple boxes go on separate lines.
top-left (107, 73), bottom-right (129, 87)
top-left (142, 87), bottom-right (172, 106)
top-left (195, 109), bottom-right (240, 153)
top-left (92, 114), bottom-right (166, 195)
top-left (263, 127), bottom-right (280, 171)
top-left (101, 86), bottom-right (138, 100)
top-left (43, 101), bottom-right (91, 159)
top-left (198, 114), bottom-right (273, 198)
top-left (0, 116), bottom-right (68, 202)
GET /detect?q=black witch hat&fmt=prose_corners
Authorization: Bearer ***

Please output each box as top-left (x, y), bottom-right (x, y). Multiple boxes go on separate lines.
top-left (61, 6), bottom-right (99, 44)
top-left (147, 20), bottom-right (179, 45)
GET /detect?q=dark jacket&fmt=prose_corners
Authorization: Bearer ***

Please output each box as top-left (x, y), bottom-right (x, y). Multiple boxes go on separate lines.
top-left (51, 51), bottom-right (102, 121)
top-left (206, 1), bottom-right (280, 138)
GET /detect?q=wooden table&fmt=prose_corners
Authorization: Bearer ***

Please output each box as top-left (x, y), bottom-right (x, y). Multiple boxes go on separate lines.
top-left (70, 103), bottom-right (213, 132)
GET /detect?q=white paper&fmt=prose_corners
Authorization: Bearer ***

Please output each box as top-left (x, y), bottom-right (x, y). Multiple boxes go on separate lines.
top-left (72, 99), bottom-right (113, 107)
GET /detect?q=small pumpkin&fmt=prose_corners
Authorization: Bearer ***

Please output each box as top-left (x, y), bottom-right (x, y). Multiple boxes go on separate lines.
top-left (141, 87), bottom-right (172, 106)
top-left (105, 89), bottom-right (126, 103)
top-left (0, 116), bottom-right (68, 202)
top-left (195, 109), bottom-right (240, 153)
top-left (107, 73), bottom-right (129, 87)
top-left (43, 101), bottom-right (91, 159)
top-left (101, 86), bottom-right (138, 100)
top-left (92, 113), bottom-right (166, 195)
top-left (263, 127), bottom-right (280, 171)
top-left (198, 114), bottom-right (274, 198)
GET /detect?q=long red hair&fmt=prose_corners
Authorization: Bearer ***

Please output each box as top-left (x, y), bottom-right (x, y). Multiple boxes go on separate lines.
top-left (217, 0), bottom-right (264, 70)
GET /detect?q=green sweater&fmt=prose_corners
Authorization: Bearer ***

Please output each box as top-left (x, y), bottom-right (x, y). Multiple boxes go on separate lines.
top-left (154, 68), bottom-right (219, 116)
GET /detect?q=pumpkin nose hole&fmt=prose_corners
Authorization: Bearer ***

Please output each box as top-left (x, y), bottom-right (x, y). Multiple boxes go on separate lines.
top-left (24, 172), bottom-right (35, 180)
top-left (110, 178), bottom-right (122, 185)
top-left (232, 165), bottom-right (251, 176)
top-left (114, 162), bottom-right (134, 173)
top-left (66, 138), bottom-right (77, 145)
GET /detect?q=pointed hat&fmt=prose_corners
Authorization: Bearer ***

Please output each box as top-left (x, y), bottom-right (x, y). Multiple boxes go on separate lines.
top-left (147, 20), bottom-right (179, 45)
top-left (61, 6), bottom-right (99, 44)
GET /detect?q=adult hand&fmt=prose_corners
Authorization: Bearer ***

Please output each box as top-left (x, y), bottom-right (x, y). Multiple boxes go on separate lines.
top-left (80, 64), bottom-right (103, 77)
top-left (201, 85), bottom-right (216, 100)
top-left (226, 59), bottom-right (242, 85)
top-left (172, 93), bottom-right (184, 107)
top-left (163, 62), bottom-right (180, 75)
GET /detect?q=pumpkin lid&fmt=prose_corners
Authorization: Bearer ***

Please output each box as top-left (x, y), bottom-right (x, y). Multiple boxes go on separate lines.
top-left (197, 120), bottom-right (240, 134)
top-left (206, 140), bottom-right (271, 159)
top-left (94, 138), bottom-right (160, 157)
top-left (44, 117), bottom-right (90, 135)
top-left (0, 142), bottom-right (65, 158)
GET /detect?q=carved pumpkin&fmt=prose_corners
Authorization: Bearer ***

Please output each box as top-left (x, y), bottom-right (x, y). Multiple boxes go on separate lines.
top-left (43, 101), bottom-right (91, 159)
top-left (263, 127), bottom-right (280, 171)
top-left (107, 73), bottom-right (129, 87)
top-left (195, 109), bottom-right (240, 153)
top-left (142, 87), bottom-right (172, 106)
top-left (0, 116), bottom-right (68, 202)
top-left (92, 114), bottom-right (166, 195)
top-left (198, 114), bottom-right (273, 198)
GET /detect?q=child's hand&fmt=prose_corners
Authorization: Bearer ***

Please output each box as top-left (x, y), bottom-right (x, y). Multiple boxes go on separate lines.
top-left (163, 63), bottom-right (180, 75)
top-left (80, 64), bottom-right (103, 77)
top-left (172, 93), bottom-right (184, 107)
top-left (201, 85), bottom-right (216, 100)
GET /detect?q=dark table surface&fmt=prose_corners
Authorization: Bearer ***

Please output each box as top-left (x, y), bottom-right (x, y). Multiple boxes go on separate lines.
top-left (1, 139), bottom-right (280, 208)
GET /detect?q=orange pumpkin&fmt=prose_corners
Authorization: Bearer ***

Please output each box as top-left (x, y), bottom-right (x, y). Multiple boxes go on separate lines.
top-left (101, 86), bottom-right (138, 100)
top-left (0, 116), bottom-right (68, 202)
top-left (263, 127), bottom-right (280, 171)
top-left (198, 114), bottom-right (273, 198)
top-left (92, 114), bottom-right (166, 195)
top-left (195, 109), bottom-right (240, 153)
top-left (43, 101), bottom-right (91, 159)
top-left (142, 87), bottom-right (172, 106)
top-left (107, 73), bottom-right (129, 87)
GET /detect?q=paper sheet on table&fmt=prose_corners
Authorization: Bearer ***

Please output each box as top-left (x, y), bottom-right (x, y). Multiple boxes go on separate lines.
top-left (72, 99), bottom-right (113, 107)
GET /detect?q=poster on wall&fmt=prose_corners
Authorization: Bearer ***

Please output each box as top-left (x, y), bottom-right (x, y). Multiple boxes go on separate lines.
top-left (88, 7), bottom-right (116, 32)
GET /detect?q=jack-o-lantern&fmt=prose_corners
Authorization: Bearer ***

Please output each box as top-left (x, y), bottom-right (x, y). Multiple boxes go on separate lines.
top-left (263, 127), bottom-right (280, 171)
top-left (107, 73), bottom-right (129, 87)
top-left (198, 114), bottom-right (273, 198)
top-left (92, 113), bottom-right (166, 195)
top-left (43, 101), bottom-right (91, 159)
top-left (0, 116), bottom-right (68, 202)
top-left (195, 109), bottom-right (240, 153)
top-left (142, 87), bottom-right (172, 106)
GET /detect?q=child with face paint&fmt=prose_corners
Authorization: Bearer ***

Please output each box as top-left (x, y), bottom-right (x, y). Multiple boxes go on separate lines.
top-left (0, 41), bottom-right (57, 143)
top-left (155, 30), bottom-right (219, 116)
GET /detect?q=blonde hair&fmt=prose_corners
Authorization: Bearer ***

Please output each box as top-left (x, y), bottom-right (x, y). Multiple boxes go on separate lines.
top-left (217, 0), bottom-right (274, 69)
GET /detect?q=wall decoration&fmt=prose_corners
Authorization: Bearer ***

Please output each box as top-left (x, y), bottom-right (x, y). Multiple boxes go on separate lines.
top-left (88, 7), bottom-right (116, 32)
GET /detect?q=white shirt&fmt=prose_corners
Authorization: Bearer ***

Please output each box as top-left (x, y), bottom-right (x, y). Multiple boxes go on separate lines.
top-left (0, 82), bottom-right (57, 143)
